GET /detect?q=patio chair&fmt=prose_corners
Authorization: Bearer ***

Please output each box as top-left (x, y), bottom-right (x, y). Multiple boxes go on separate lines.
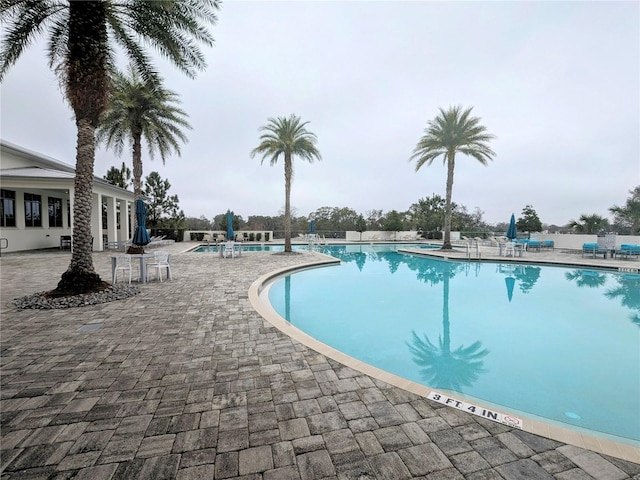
top-left (114, 255), bottom-right (134, 284)
top-left (60, 235), bottom-right (72, 250)
top-left (504, 241), bottom-right (515, 257)
top-left (527, 240), bottom-right (542, 251)
top-left (582, 243), bottom-right (607, 258)
top-left (146, 251), bottom-right (172, 282)
top-left (224, 241), bottom-right (236, 258)
top-left (615, 244), bottom-right (640, 260)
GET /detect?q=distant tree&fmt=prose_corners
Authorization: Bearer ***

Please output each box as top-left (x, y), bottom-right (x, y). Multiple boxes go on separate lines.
top-left (251, 114), bottom-right (321, 252)
top-left (309, 206), bottom-right (359, 234)
top-left (97, 66), bottom-right (191, 234)
top-left (144, 172), bottom-right (180, 229)
top-left (411, 105), bottom-right (496, 249)
top-left (185, 216), bottom-right (213, 230)
top-left (355, 214), bottom-right (367, 241)
top-left (568, 214), bottom-right (610, 234)
top-left (0, 0), bottom-right (220, 294)
top-left (104, 162), bottom-right (132, 189)
top-left (516, 205), bottom-right (543, 232)
top-left (246, 215), bottom-right (280, 232)
top-left (366, 209), bottom-right (385, 230)
top-left (407, 194), bottom-right (446, 234)
top-left (609, 186), bottom-right (640, 235)
top-left (383, 210), bottom-right (405, 233)
top-left (450, 205), bottom-right (487, 233)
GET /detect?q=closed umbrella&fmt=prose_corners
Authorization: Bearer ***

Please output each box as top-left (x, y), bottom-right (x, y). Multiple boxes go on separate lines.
top-left (309, 220), bottom-right (315, 234)
top-left (132, 199), bottom-right (151, 246)
top-left (226, 211), bottom-right (234, 240)
top-left (506, 214), bottom-right (517, 241)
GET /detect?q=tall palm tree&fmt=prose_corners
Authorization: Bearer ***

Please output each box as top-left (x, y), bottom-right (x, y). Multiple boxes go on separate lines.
top-left (250, 114), bottom-right (321, 252)
top-left (97, 66), bottom-right (191, 230)
top-left (0, 1), bottom-right (219, 295)
top-left (410, 105), bottom-right (495, 250)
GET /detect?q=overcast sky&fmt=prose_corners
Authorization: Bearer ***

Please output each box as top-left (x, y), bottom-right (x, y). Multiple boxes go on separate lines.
top-left (1, 1), bottom-right (638, 226)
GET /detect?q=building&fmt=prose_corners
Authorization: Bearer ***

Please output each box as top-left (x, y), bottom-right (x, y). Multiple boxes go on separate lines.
top-left (0, 140), bottom-right (134, 253)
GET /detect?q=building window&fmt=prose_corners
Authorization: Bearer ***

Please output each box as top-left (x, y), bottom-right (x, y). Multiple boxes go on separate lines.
top-left (24, 193), bottom-right (42, 227)
top-left (48, 197), bottom-right (63, 227)
top-left (0, 189), bottom-right (16, 227)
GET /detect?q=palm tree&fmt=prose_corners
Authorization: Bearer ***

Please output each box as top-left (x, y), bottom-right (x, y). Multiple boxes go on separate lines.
top-left (0, 1), bottom-right (219, 295)
top-left (410, 105), bottom-right (496, 250)
top-left (568, 213), bottom-right (609, 234)
top-left (250, 114), bottom-right (321, 252)
top-left (97, 66), bottom-right (191, 229)
top-left (609, 186), bottom-right (640, 234)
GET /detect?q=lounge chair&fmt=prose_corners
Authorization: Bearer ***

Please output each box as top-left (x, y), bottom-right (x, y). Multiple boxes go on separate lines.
top-left (582, 243), bottom-right (608, 258)
top-left (526, 240), bottom-right (542, 252)
top-left (614, 244), bottom-right (640, 260)
top-left (542, 240), bottom-right (554, 250)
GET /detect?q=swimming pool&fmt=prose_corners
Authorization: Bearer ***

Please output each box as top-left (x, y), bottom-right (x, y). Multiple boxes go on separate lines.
top-left (266, 245), bottom-right (640, 444)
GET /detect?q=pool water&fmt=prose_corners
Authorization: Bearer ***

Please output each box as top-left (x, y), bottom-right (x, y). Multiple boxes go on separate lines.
top-left (267, 245), bottom-right (640, 443)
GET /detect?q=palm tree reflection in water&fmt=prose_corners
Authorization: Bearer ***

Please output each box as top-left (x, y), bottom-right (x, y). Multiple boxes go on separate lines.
top-left (605, 274), bottom-right (640, 327)
top-left (407, 261), bottom-right (489, 391)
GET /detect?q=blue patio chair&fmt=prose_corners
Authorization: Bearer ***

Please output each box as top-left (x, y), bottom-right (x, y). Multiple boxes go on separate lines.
top-left (582, 243), bottom-right (607, 259)
top-left (615, 244), bottom-right (640, 260)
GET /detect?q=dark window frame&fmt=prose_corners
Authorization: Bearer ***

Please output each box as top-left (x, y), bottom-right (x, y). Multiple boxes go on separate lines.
top-left (0, 189), bottom-right (16, 227)
top-left (48, 197), bottom-right (63, 227)
top-left (24, 192), bottom-right (42, 227)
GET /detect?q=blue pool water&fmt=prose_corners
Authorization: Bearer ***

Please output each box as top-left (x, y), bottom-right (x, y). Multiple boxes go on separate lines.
top-left (267, 244), bottom-right (640, 443)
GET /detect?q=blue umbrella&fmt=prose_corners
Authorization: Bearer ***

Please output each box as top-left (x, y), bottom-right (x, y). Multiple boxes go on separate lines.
top-left (506, 213), bottom-right (517, 240)
top-left (226, 211), bottom-right (234, 240)
top-left (309, 220), bottom-right (315, 234)
top-left (132, 199), bottom-right (151, 246)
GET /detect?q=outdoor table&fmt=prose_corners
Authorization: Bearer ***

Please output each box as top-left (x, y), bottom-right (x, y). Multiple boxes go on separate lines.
top-left (110, 253), bottom-right (161, 284)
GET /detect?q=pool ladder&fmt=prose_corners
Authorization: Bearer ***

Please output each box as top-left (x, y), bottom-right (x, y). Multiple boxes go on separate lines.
top-left (466, 240), bottom-right (481, 260)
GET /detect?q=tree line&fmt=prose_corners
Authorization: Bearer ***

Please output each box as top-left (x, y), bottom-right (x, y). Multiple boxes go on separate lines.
top-left (179, 185), bottom-right (640, 238)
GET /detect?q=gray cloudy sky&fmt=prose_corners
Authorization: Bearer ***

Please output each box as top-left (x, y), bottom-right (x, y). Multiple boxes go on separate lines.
top-left (1, 1), bottom-right (638, 226)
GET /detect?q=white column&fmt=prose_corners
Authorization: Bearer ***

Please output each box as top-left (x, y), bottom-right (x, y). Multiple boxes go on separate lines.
top-left (106, 196), bottom-right (117, 247)
top-left (121, 200), bottom-right (131, 242)
top-left (91, 192), bottom-right (103, 251)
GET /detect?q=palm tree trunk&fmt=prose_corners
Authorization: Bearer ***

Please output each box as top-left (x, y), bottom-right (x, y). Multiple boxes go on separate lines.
top-left (442, 152), bottom-right (455, 249)
top-left (284, 153), bottom-right (292, 252)
top-left (52, 1), bottom-right (108, 295)
top-left (132, 133), bottom-right (143, 230)
top-left (54, 119), bottom-right (103, 294)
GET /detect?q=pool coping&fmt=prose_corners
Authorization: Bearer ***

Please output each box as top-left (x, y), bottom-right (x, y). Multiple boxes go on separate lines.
top-left (248, 251), bottom-right (640, 464)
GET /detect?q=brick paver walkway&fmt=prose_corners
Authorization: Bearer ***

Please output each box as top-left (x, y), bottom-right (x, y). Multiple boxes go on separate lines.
top-left (1, 243), bottom-right (639, 479)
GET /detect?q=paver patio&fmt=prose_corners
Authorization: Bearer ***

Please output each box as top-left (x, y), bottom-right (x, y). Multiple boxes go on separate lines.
top-left (1, 242), bottom-right (639, 479)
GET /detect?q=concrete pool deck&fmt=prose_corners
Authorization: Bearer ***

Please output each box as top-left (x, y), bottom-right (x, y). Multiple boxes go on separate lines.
top-left (1, 242), bottom-right (639, 479)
